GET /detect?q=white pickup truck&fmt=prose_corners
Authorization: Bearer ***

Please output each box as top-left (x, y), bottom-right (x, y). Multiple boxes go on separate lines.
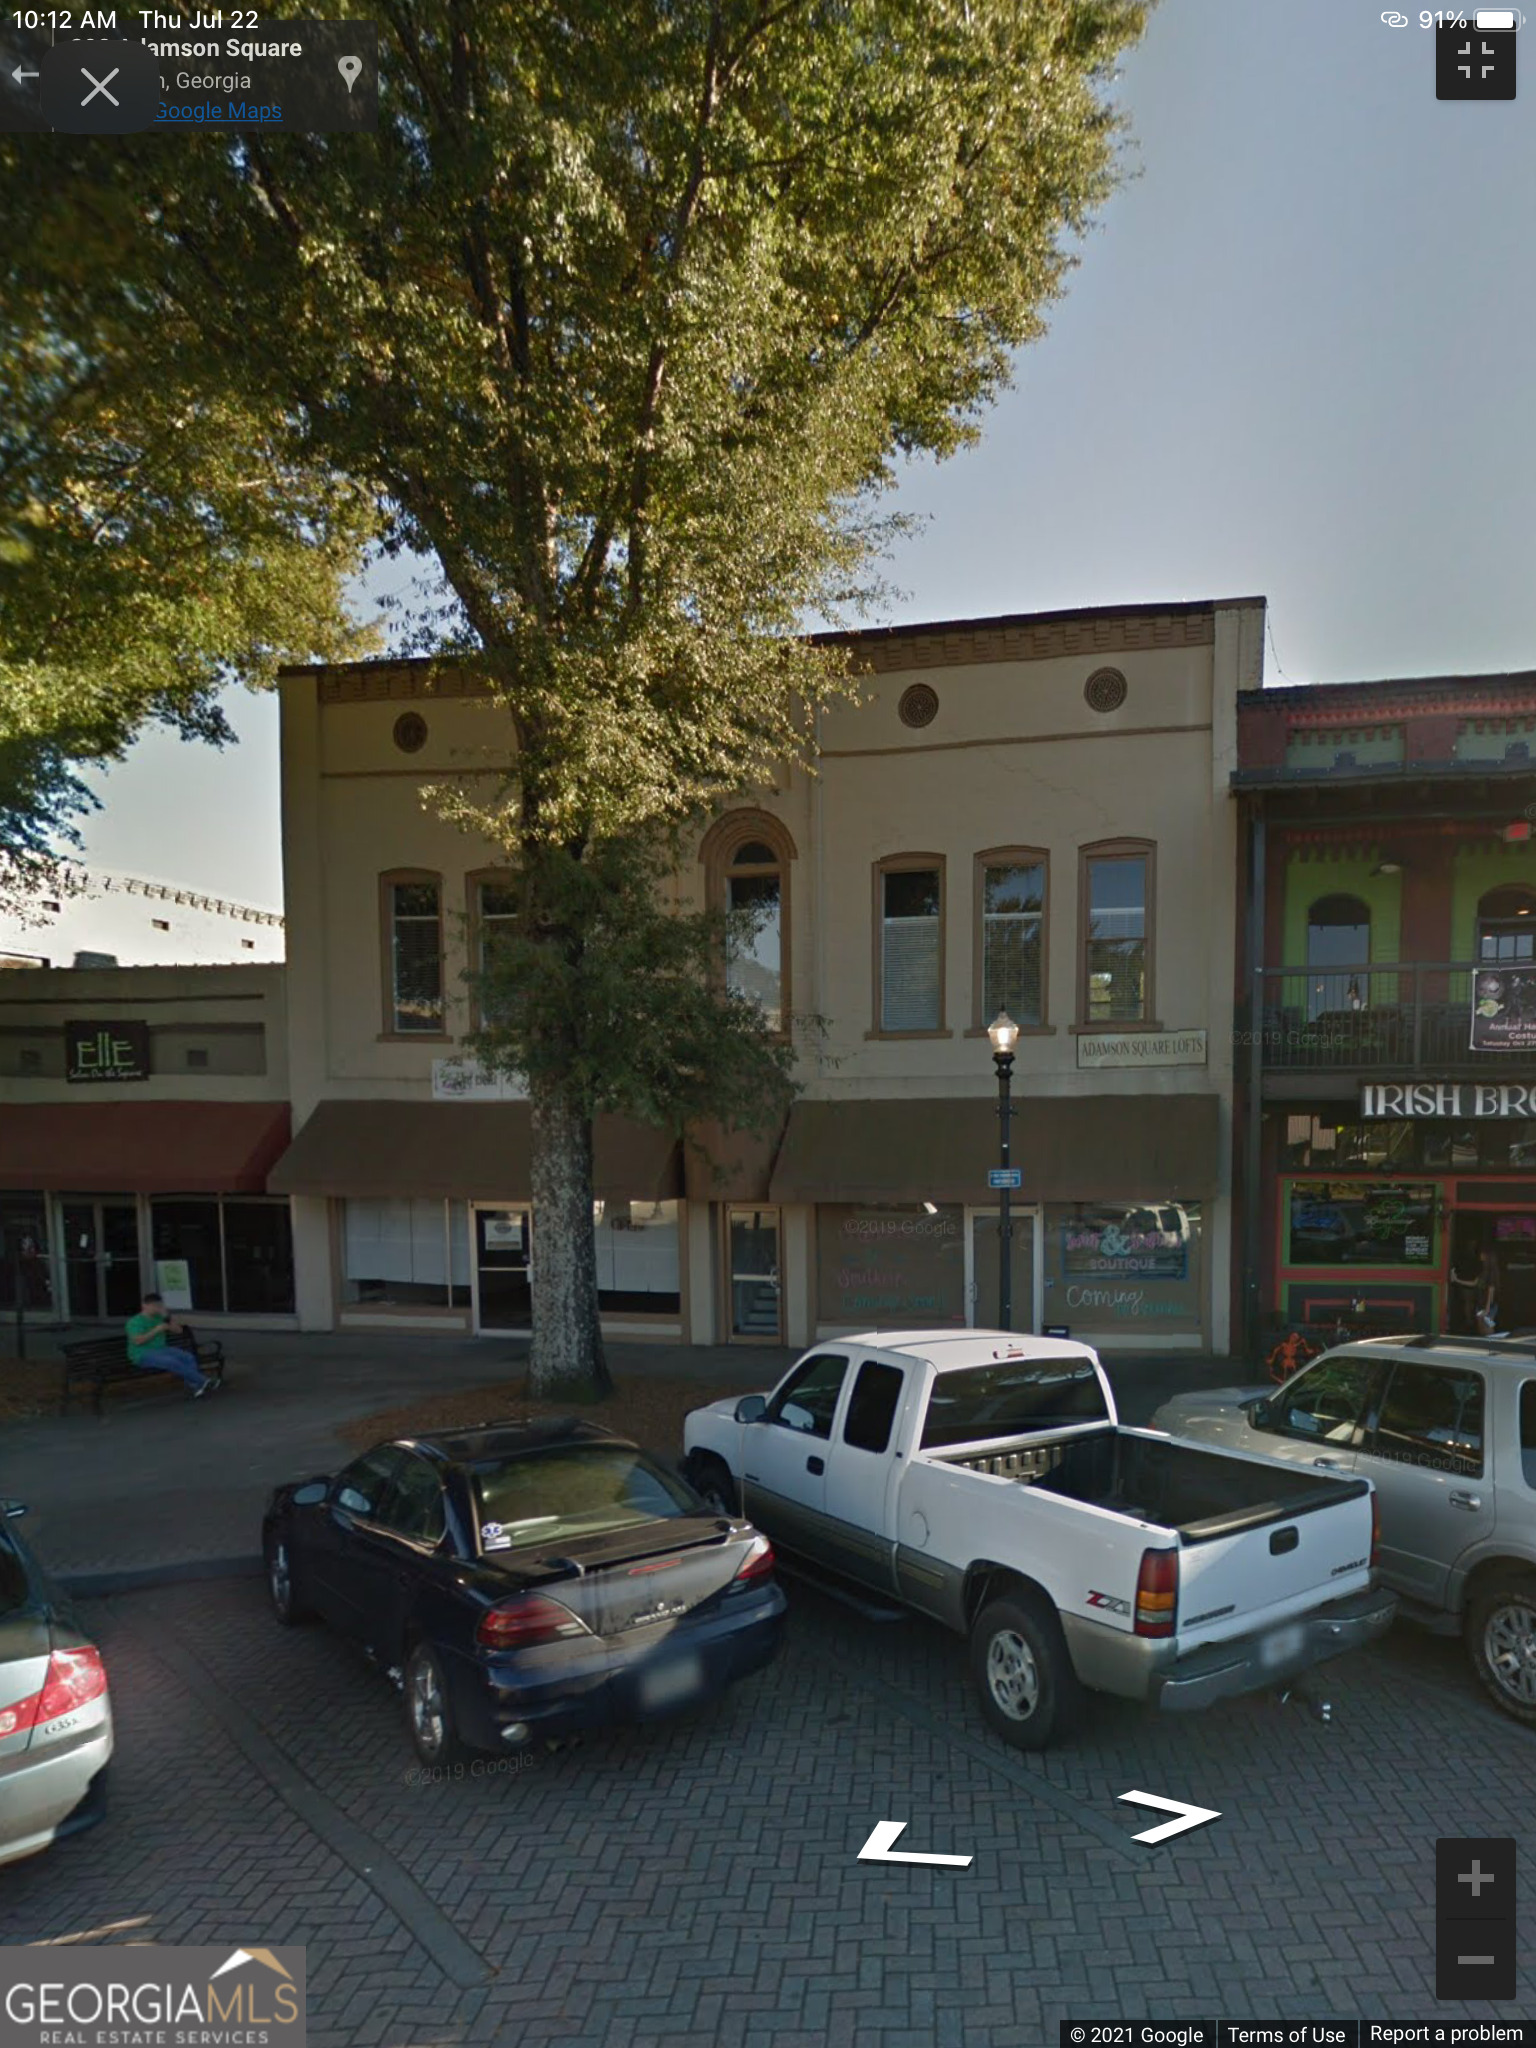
top-left (682, 1330), bottom-right (1396, 1749)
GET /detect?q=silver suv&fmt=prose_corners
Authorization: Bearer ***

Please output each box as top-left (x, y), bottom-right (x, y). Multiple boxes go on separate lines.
top-left (1153, 1334), bottom-right (1536, 1725)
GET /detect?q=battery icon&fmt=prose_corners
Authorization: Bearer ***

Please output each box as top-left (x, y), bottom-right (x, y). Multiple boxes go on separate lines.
top-left (1476, 9), bottom-right (1517, 26)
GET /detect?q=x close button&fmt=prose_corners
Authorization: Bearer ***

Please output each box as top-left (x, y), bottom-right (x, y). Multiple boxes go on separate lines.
top-left (41, 40), bottom-right (159, 132)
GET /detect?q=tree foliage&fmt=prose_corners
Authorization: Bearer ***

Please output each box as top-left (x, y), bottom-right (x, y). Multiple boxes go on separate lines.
top-left (0, 244), bottom-right (379, 906)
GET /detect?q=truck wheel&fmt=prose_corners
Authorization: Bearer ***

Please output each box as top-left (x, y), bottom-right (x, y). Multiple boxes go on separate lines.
top-left (970, 1594), bottom-right (1080, 1751)
top-left (1466, 1572), bottom-right (1536, 1725)
top-left (688, 1454), bottom-right (741, 1517)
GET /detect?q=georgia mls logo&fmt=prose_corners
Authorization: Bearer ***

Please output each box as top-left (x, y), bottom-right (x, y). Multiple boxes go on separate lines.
top-left (0, 1942), bottom-right (306, 2048)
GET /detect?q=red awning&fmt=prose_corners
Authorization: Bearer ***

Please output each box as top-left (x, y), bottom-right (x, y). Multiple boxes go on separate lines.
top-left (0, 1102), bottom-right (292, 1194)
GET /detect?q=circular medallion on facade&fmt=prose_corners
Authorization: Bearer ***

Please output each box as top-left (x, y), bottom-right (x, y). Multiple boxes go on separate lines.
top-left (899, 683), bottom-right (940, 729)
top-left (1084, 667), bottom-right (1128, 714)
top-left (393, 711), bottom-right (428, 754)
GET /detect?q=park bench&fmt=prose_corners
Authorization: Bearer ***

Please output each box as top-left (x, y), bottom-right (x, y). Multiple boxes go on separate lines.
top-left (60, 1334), bottom-right (227, 1417)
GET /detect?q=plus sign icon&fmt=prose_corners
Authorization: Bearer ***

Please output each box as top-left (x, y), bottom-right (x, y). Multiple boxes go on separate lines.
top-left (1436, 13), bottom-right (1517, 99)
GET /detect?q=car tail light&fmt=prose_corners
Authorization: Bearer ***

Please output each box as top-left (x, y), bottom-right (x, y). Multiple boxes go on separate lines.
top-left (1370, 1490), bottom-right (1380, 1570)
top-left (1134, 1547), bottom-right (1178, 1638)
top-left (476, 1594), bottom-right (590, 1650)
top-left (0, 1645), bottom-right (108, 1739)
top-left (732, 1534), bottom-right (774, 1585)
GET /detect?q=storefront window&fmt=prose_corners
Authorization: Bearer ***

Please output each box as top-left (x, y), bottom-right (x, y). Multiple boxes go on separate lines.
top-left (1043, 1201), bottom-right (1204, 1336)
top-left (815, 1204), bottom-right (965, 1327)
top-left (593, 1200), bottom-right (681, 1314)
top-left (151, 1199), bottom-right (225, 1311)
top-left (223, 1201), bottom-right (296, 1314)
top-left (147, 1196), bottom-right (296, 1315)
top-left (0, 1194), bottom-right (52, 1312)
top-left (1285, 1181), bottom-right (1436, 1267)
top-left (344, 1197), bottom-right (467, 1308)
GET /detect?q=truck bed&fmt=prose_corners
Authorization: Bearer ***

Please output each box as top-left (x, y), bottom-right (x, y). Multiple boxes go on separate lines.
top-left (934, 1425), bottom-right (1364, 1542)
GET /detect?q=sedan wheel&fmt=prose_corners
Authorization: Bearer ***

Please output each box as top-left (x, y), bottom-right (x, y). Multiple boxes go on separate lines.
top-left (404, 1642), bottom-right (468, 1767)
top-left (265, 1534), bottom-right (311, 1626)
top-left (1469, 1575), bottom-right (1536, 1724)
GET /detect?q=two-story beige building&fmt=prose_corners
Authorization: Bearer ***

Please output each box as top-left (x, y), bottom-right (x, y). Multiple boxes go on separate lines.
top-left (267, 595), bottom-right (1260, 1353)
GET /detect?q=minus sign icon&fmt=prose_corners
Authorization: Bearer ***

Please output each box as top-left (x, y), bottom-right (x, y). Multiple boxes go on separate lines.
top-left (1457, 1956), bottom-right (1496, 1966)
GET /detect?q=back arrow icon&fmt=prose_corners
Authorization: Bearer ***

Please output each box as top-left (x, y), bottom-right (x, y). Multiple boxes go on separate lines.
top-left (1118, 1790), bottom-right (1222, 1843)
top-left (12, 63), bottom-right (41, 83)
top-left (858, 1820), bottom-right (973, 1868)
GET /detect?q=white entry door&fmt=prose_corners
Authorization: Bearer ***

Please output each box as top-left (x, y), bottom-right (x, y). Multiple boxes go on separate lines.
top-left (965, 1206), bottom-right (1041, 1333)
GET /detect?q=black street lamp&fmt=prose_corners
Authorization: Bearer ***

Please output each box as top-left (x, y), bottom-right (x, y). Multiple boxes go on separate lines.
top-left (987, 1010), bottom-right (1020, 1329)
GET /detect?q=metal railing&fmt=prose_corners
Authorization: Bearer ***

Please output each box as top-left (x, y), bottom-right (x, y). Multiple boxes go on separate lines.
top-left (1253, 962), bottom-right (1536, 1070)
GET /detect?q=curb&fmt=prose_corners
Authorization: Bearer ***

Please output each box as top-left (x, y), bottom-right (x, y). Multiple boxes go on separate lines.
top-left (63, 1553), bottom-right (263, 1598)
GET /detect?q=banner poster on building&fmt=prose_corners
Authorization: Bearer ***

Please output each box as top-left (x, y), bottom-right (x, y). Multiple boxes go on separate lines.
top-left (1288, 1180), bottom-right (1437, 1267)
top-left (1471, 961), bottom-right (1536, 1052)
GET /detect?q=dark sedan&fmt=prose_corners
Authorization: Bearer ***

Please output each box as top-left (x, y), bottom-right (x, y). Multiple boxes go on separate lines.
top-left (261, 1419), bottom-right (786, 1765)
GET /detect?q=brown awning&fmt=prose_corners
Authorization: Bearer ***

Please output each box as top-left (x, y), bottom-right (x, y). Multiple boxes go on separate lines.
top-left (682, 1116), bottom-right (789, 1204)
top-left (268, 1100), bottom-right (681, 1202)
top-left (768, 1094), bottom-right (1223, 1205)
top-left (0, 1101), bottom-right (291, 1194)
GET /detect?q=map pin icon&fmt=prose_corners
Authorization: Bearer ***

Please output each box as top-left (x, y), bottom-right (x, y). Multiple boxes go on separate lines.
top-left (337, 54), bottom-right (363, 93)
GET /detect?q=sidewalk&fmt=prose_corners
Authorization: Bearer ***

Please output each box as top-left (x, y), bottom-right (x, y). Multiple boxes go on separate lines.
top-left (0, 1327), bottom-right (1248, 1587)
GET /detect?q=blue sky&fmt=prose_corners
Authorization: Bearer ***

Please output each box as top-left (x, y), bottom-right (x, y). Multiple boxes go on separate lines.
top-left (79, 0), bottom-right (1536, 909)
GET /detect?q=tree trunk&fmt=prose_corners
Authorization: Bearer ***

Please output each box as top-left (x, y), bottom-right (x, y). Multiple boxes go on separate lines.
top-left (528, 1068), bottom-right (612, 1398)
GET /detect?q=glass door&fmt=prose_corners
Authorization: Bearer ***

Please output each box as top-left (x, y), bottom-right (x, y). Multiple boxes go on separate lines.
top-left (965, 1207), bottom-right (1040, 1334)
top-left (726, 1207), bottom-right (782, 1342)
top-left (473, 1206), bottom-right (531, 1333)
top-left (61, 1198), bottom-right (143, 1320)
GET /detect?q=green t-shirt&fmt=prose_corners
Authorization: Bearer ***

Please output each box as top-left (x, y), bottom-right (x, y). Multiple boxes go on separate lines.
top-left (125, 1311), bottom-right (169, 1364)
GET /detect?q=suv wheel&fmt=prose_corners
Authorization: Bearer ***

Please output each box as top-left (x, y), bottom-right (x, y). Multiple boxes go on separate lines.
top-left (1468, 1572), bottom-right (1536, 1724)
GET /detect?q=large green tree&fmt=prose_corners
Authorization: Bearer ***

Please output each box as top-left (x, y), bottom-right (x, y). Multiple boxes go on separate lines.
top-left (2, 0), bottom-right (1148, 1389)
top-left (0, 280), bottom-right (379, 909)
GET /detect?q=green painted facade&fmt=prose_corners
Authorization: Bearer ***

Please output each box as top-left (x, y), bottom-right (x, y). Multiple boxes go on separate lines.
top-left (1279, 851), bottom-right (1402, 1009)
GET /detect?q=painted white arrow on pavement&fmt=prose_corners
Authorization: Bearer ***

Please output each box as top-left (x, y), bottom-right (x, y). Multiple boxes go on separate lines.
top-left (1118, 1790), bottom-right (1222, 1844)
top-left (857, 1820), bottom-right (973, 1868)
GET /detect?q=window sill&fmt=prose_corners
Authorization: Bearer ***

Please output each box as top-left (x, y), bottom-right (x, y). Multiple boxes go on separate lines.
top-left (863, 1028), bottom-right (954, 1041)
top-left (963, 1024), bottom-right (1055, 1039)
top-left (1068, 1019), bottom-right (1164, 1035)
top-left (376, 1031), bottom-right (454, 1044)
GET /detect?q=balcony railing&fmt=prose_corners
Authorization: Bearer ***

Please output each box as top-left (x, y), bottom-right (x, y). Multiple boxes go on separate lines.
top-left (1255, 962), bottom-right (1536, 1071)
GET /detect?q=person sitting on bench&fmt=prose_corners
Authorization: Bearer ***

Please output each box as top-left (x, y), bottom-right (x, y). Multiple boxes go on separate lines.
top-left (125, 1290), bottom-right (218, 1399)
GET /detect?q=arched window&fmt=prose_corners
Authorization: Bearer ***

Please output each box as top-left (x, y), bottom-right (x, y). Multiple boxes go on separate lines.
top-left (701, 812), bottom-right (796, 1035)
top-left (1306, 893), bottom-right (1371, 1020)
top-left (1478, 884), bottom-right (1536, 965)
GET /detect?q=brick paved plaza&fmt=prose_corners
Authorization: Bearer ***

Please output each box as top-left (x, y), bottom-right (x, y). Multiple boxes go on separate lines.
top-left (3, 1566), bottom-right (1532, 2047)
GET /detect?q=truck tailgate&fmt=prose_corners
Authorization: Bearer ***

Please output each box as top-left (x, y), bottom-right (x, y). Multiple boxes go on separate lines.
top-left (1175, 1482), bottom-right (1375, 1648)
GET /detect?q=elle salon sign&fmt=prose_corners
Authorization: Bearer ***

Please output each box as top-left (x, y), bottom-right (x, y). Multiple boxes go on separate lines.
top-left (64, 1020), bottom-right (150, 1083)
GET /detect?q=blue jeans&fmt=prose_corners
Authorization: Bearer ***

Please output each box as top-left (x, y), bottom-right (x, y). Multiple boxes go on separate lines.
top-left (133, 1345), bottom-right (209, 1391)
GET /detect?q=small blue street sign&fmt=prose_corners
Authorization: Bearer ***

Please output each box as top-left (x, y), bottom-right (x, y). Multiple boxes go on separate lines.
top-left (986, 1168), bottom-right (1023, 1189)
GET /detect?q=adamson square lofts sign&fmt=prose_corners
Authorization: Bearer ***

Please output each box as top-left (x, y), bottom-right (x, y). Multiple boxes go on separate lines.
top-left (1361, 1081), bottom-right (1536, 1118)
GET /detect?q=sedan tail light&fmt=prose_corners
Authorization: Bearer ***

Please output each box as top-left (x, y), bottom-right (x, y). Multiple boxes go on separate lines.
top-left (0, 1644), bottom-right (108, 1739)
top-left (732, 1534), bottom-right (775, 1585)
top-left (1133, 1547), bottom-right (1178, 1638)
top-left (476, 1594), bottom-right (590, 1650)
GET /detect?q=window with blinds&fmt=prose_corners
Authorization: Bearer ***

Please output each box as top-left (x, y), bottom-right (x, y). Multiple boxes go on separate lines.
top-left (881, 866), bottom-right (942, 1031)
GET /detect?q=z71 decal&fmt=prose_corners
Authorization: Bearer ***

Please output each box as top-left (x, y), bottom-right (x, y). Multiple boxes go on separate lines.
top-left (1086, 1589), bottom-right (1131, 1615)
